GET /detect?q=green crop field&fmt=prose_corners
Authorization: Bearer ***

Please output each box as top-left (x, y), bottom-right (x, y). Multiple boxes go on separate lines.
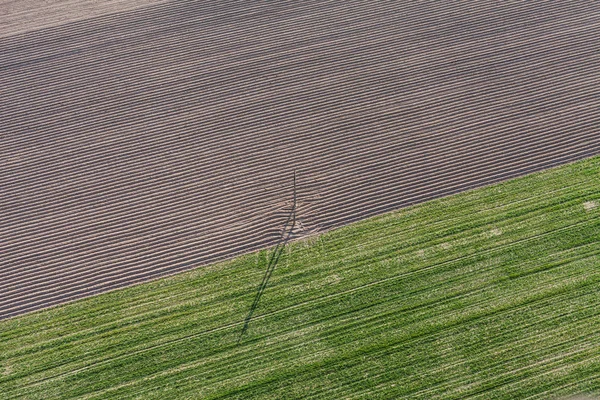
top-left (2, 156), bottom-right (600, 399)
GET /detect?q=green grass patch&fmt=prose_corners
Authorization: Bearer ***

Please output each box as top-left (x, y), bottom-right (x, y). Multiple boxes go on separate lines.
top-left (1, 156), bottom-right (600, 399)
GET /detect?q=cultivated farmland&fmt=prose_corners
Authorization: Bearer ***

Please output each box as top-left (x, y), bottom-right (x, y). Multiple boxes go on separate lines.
top-left (1, 156), bottom-right (599, 399)
top-left (2, 1), bottom-right (600, 318)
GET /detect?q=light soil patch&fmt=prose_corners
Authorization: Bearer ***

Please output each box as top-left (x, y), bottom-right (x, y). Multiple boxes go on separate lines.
top-left (292, 220), bottom-right (306, 234)
top-left (583, 200), bottom-right (598, 211)
top-left (487, 228), bottom-right (503, 237)
top-left (0, 0), bottom-right (167, 37)
top-left (324, 274), bottom-right (342, 285)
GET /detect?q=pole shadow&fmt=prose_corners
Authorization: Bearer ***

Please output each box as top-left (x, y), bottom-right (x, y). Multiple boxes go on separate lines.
top-left (238, 171), bottom-right (297, 342)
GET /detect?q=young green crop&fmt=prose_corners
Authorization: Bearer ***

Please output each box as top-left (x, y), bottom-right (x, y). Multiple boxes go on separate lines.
top-left (1, 156), bottom-right (599, 399)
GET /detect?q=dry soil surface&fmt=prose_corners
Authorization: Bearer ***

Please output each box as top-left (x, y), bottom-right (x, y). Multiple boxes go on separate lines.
top-left (1, 0), bottom-right (599, 319)
top-left (0, 0), bottom-right (165, 38)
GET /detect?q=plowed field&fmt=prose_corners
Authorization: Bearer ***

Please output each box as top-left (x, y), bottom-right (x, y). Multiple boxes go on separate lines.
top-left (1, 157), bottom-right (599, 399)
top-left (2, 0), bottom-right (600, 319)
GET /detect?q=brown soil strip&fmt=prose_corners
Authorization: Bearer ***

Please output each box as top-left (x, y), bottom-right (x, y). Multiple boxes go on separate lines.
top-left (1, 0), bottom-right (599, 319)
top-left (0, 0), bottom-right (166, 38)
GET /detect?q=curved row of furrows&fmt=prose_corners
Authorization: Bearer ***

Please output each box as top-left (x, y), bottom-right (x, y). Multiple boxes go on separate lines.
top-left (0, 0), bottom-right (168, 39)
top-left (0, 126), bottom-right (595, 294)
top-left (0, 0), bottom-right (568, 59)
top-left (4, 42), bottom-right (597, 169)
top-left (4, 36), bottom-right (598, 160)
top-left (3, 55), bottom-right (598, 215)
top-left (2, 4), bottom-right (596, 122)
top-left (3, 126), bottom-right (596, 286)
top-left (2, 8), bottom-right (593, 131)
top-left (4, 107), bottom-right (598, 272)
top-left (2, 0), bottom-right (600, 319)
top-left (3, 49), bottom-right (597, 181)
top-left (2, 130), bottom-right (598, 318)
top-left (1, 0), bottom-right (587, 83)
top-left (2, 16), bottom-right (596, 278)
top-left (4, 84), bottom-right (598, 249)
top-left (0, 1), bottom-right (387, 66)
top-left (1, 5), bottom-right (595, 112)
top-left (2, 152), bottom-right (596, 310)
top-left (4, 55), bottom-right (597, 190)
top-left (4, 95), bottom-right (598, 249)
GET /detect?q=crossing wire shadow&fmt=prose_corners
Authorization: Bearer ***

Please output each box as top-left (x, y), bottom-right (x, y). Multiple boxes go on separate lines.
top-left (238, 171), bottom-right (297, 343)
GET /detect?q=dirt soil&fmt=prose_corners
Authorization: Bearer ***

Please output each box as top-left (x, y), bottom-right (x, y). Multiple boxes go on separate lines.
top-left (1, 0), bottom-right (600, 319)
top-left (0, 0), bottom-right (165, 38)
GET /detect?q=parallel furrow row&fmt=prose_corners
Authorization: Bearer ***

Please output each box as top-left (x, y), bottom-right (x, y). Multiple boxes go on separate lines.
top-left (1, 0), bottom-right (599, 318)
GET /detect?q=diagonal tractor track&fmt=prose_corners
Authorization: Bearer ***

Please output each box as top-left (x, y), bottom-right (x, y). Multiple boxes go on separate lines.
top-left (1, 0), bottom-right (600, 319)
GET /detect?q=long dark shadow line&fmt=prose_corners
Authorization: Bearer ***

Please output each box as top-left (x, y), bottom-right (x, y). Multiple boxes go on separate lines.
top-left (239, 171), bottom-right (297, 342)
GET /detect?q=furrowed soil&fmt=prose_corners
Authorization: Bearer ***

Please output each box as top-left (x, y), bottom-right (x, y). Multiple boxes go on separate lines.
top-left (1, 0), bottom-right (600, 318)
top-left (0, 0), bottom-right (166, 38)
top-left (0, 156), bottom-right (599, 399)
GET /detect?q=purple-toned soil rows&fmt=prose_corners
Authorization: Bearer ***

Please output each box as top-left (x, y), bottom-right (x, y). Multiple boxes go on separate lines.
top-left (1, 0), bottom-right (599, 319)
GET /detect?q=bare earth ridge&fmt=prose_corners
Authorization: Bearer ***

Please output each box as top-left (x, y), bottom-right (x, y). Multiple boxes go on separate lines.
top-left (0, 0), bottom-right (166, 38)
top-left (1, 0), bottom-right (600, 319)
